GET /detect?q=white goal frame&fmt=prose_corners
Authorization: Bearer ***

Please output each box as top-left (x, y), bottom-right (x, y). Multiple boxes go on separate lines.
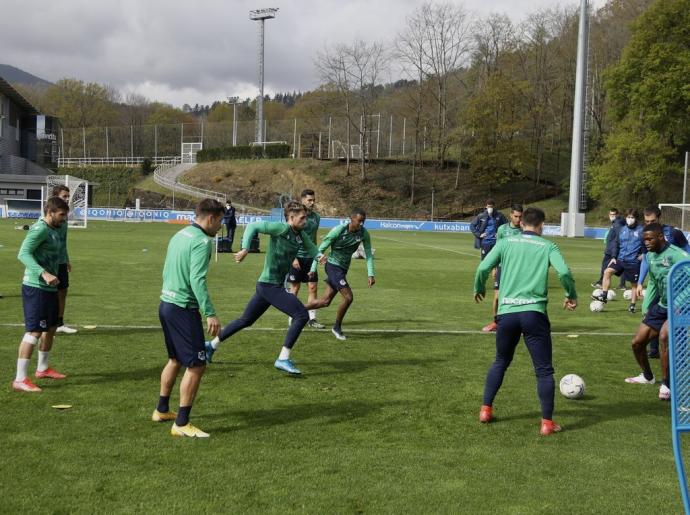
top-left (45, 175), bottom-right (89, 228)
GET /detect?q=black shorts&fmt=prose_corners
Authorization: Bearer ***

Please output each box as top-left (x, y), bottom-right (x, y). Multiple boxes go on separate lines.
top-left (288, 257), bottom-right (318, 284)
top-left (480, 243), bottom-right (496, 261)
top-left (22, 284), bottom-right (59, 331)
top-left (610, 261), bottom-right (640, 284)
top-left (325, 262), bottom-right (350, 291)
top-left (159, 301), bottom-right (206, 368)
top-left (643, 302), bottom-right (668, 333)
top-left (57, 263), bottom-right (69, 290)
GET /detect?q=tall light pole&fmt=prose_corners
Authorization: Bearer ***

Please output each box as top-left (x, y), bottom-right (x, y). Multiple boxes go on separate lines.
top-left (228, 96), bottom-right (239, 146)
top-left (249, 7), bottom-right (278, 145)
top-left (565, 0), bottom-right (589, 237)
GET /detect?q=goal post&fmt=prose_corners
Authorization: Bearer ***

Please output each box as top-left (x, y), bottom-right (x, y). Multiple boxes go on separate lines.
top-left (659, 204), bottom-right (690, 232)
top-left (45, 175), bottom-right (89, 228)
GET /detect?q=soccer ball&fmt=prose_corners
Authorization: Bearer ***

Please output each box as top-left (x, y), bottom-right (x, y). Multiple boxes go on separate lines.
top-left (623, 289), bottom-right (633, 301)
top-left (592, 288), bottom-right (603, 298)
top-left (590, 300), bottom-right (605, 312)
top-left (607, 290), bottom-right (616, 301)
top-left (560, 374), bottom-right (585, 399)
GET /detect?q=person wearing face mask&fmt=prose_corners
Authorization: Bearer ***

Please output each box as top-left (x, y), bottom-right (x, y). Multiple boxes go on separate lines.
top-left (592, 208), bottom-right (644, 312)
top-left (591, 208), bottom-right (626, 289)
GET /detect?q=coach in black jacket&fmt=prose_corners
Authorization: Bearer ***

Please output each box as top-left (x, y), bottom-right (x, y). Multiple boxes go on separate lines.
top-left (470, 200), bottom-right (508, 252)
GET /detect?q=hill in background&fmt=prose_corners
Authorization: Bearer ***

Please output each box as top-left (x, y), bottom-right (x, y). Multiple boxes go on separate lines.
top-left (0, 64), bottom-right (53, 88)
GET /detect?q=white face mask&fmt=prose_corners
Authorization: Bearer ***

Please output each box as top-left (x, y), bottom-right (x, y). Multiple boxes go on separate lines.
top-left (626, 217), bottom-right (636, 226)
top-left (609, 215), bottom-right (616, 222)
top-left (486, 207), bottom-right (494, 215)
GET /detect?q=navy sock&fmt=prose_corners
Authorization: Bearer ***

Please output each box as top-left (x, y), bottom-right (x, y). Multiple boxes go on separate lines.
top-left (643, 370), bottom-right (654, 381)
top-left (157, 395), bottom-right (170, 413)
top-left (176, 406), bottom-right (192, 426)
top-left (58, 317), bottom-right (64, 327)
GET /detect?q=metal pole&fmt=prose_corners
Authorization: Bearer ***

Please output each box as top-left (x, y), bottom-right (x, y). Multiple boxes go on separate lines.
top-left (318, 132), bottom-right (322, 159)
top-left (327, 116), bottom-right (332, 159)
top-left (105, 126), bottom-right (109, 158)
top-left (232, 103), bottom-right (237, 146)
top-left (130, 125), bottom-right (134, 158)
top-left (402, 118), bottom-right (406, 156)
top-left (683, 151), bottom-right (689, 230)
top-left (567, 0), bottom-right (589, 235)
top-left (60, 128), bottom-right (65, 162)
top-left (256, 19), bottom-right (265, 143)
top-left (82, 127), bottom-right (86, 158)
top-left (293, 118), bottom-right (297, 158)
top-left (201, 121), bottom-right (204, 147)
top-left (264, 119), bottom-right (267, 148)
top-left (376, 113), bottom-right (381, 158)
top-left (154, 125), bottom-right (158, 159)
top-left (389, 115), bottom-right (393, 158)
top-left (431, 186), bottom-right (435, 221)
top-left (298, 134), bottom-right (301, 159)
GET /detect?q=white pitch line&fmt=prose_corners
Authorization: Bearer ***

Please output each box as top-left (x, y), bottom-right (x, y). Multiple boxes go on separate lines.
top-left (375, 235), bottom-right (478, 258)
top-left (0, 322), bottom-right (634, 337)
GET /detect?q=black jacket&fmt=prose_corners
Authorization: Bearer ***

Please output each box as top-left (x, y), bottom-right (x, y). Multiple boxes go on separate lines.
top-left (604, 216), bottom-right (625, 256)
top-left (223, 206), bottom-right (237, 228)
top-left (470, 210), bottom-right (508, 249)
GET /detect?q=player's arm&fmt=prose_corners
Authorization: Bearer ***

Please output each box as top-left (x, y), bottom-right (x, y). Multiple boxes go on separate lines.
top-left (638, 256), bottom-right (649, 285)
top-left (672, 229), bottom-right (690, 252)
top-left (189, 240), bottom-right (220, 334)
top-left (300, 230), bottom-right (326, 264)
top-left (63, 225), bottom-right (71, 269)
top-left (17, 224), bottom-right (54, 283)
top-left (361, 230), bottom-right (375, 286)
top-left (473, 242), bottom-right (502, 300)
top-left (548, 244), bottom-right (577, 303)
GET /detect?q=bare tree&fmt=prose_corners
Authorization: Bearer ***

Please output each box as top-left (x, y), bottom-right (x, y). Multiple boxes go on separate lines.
top-left (316, 40), bottom-right (387, 179)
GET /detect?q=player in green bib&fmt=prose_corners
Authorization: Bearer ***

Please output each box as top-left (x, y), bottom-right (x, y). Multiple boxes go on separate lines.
top-left (155, 199), bottom-right (224, 438)
top-left (206, 201), bottom-right (326, 375)
top-left (51, 185), bottom-right (78, 334)
top-left (12, 197), bottom-right (70, 393)
top-left (474, 207), bottom-right (577, 435)
top-left (287, 189), bottom-right (325, 329)
top-left (305, 207), bottom-right (375, 341)
top-left (482, 204), bottom-right (523, 333)
top-left (625, 223), bottom-right (689, 401)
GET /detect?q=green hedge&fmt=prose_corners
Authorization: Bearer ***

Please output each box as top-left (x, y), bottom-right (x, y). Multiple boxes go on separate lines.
top-left (57, 166), bottom-right (144, 207)
top-left (197, 143), bottom-right (290, 162)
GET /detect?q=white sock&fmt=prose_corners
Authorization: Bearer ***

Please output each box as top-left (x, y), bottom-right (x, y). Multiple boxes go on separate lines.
top-left (37, 351), bottom-right (50, 372)
top-left (15, 358), bottom-right (29, 382)
top-left (278, 346), bottom-right (291, 360)
top-left (309, 310), bottom-right (316, 320)
top-left (211, 337), bottom-right (220, 349)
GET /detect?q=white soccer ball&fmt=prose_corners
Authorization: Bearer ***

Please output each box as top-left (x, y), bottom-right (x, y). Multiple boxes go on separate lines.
top-left (592, 288), bottom-right (603, 298)
top-left (560, 374), bottom-right (586, 399)
top-left (623, 289), bottom-right (633, 301)
top-left (607, 290), bottom-right (616, 301)
top-left (589, 300), bottom-right (604, 312)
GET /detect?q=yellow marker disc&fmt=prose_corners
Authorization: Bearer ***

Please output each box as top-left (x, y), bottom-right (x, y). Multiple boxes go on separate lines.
top-left (83, 325), bottom-right (97, 329)
top-left (52, 404), bottom-right (72, 410)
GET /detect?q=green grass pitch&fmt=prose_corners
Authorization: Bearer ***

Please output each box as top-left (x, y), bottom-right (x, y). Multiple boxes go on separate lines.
top-left (0, 218), bottom-right (683, 513)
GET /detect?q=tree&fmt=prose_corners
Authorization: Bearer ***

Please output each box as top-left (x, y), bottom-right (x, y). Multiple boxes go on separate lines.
top-left (42, 78), bottom-right (119, 128)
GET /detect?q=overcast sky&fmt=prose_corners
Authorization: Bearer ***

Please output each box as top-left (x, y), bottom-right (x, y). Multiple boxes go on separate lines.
top-left (1, 0), bottom-right (607, 108)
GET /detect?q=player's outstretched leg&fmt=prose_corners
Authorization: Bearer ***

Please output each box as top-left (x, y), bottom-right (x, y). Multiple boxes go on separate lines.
top-left (626, 324), bottom-right (656, 385)
top-left (264, 284), bottom-right (311, 375)
top-left (205, 291), bottom-right (271, 363)
top-left (480, 314), bottom-right (521, 424)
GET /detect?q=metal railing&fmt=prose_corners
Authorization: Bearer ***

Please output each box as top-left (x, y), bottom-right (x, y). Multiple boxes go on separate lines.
top-left (153, 161), bottom-right (227, 204)
top-left (58, 156), bottom-right (180, 167)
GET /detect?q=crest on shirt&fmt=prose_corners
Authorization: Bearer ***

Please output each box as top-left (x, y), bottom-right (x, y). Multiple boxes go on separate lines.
top-left (662, 257), bottom-right (671, 267)
top-left (296, 235), bottom-right (302, 244)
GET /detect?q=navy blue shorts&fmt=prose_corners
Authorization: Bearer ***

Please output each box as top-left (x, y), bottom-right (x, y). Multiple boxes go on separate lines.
top-left (325, 262), bottom-right (350, 291)
top-left (609, 261), bottom-right (640, 283)
top-left (22, 284), bottom-right (59, 331)
top-left (57, 263), bottom-right (69, 290)
top-left (480, 243), bottom-right (496, 261)
top-left (643, 302), bottom-right (667, 333)
top-left (288, 257), bottom-right (318, 284)
top-left (159, 301), bottom-right (206, 368)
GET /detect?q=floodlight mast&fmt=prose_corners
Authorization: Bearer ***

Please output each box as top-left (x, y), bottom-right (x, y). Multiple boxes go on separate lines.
top-left (249, 7), bottom-right (278, 145)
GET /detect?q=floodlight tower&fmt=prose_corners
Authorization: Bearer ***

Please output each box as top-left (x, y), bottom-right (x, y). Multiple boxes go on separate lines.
top-left (249, 7), bottom-right (278, 145)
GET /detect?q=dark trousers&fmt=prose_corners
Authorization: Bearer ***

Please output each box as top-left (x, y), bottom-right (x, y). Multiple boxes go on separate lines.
top-left (598, 253), bottom-right (626, 287)
top-left (225, 224), bottom-right (236, 249)
top-left (483, 311), bottom-right (555, 420)
top-left (218, 282), bottom-right (308, 349)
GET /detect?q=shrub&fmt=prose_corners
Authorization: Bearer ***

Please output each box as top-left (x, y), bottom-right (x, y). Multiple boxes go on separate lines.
top-left (141, 158), bottom-right (154, 175)
top-left (197, 143), bottom-right (291, 162)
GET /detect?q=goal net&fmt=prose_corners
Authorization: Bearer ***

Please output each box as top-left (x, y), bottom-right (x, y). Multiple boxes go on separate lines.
top-left (659, 204), bottom-right (690, 232)
top-left (45, 175), bottom-right (89, 228)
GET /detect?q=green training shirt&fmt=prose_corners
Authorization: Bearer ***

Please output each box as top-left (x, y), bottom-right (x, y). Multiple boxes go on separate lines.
top-left (296, 211), bottom-right (321, 259)
top-left (314, 223), bottom-right (375, 276)
top-left (18, 218), bottom-right (62, 292)
top-left (644, 244), bottom-right (689, 309)
top-left (474, 232), bottom-right (577, 315)
top-left (56, 221), bottom-right (69, 264)
top-left (497, 222), bottom-right (522, 240)
top-left (160, 224), bottom-right (216, 317)
top-left (242, 221), bottom-right (321, 284)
